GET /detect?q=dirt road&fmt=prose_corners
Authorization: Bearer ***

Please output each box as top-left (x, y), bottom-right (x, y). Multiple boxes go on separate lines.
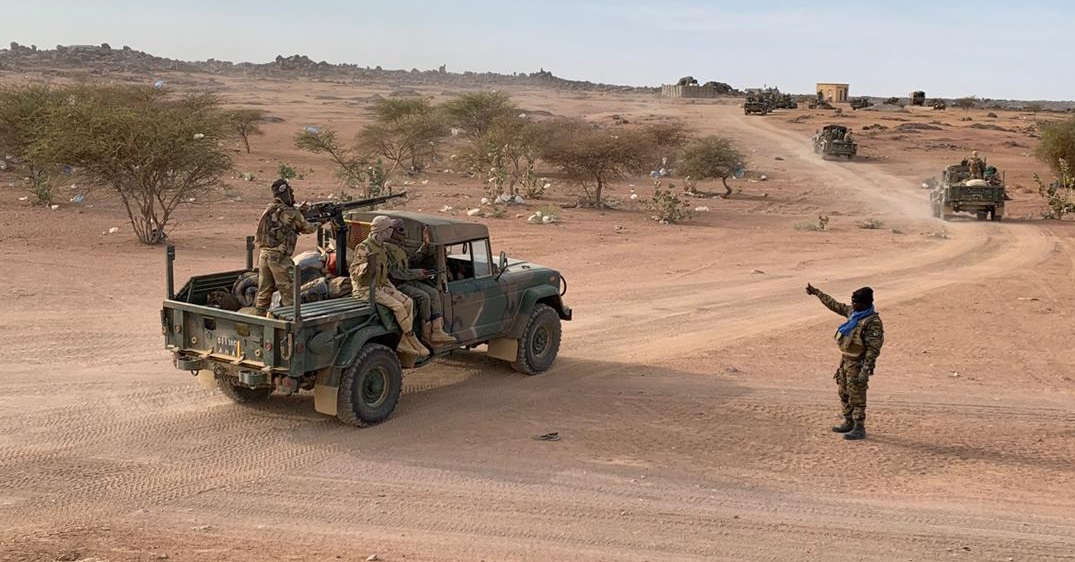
top-left (2, 99), bottom-right (1074, 562)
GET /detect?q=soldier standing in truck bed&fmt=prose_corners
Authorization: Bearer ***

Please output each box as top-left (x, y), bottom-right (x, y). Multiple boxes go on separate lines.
top-left (254, 179), bottom-right (318, 316)
top-left (806, 284), bottom-right (884, 440)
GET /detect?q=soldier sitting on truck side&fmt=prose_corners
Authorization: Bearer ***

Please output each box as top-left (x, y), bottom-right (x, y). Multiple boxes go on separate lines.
top-left (349, 215), bottom-right (429, 358)
top-left (386, 219), bottom-right (456, 347)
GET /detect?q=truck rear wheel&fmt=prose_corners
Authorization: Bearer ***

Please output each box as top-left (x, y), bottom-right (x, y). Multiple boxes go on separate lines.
top-left (217, 376), bottom-right (273, 404)
top-left (991, 207), bottom-right (1003, 221)
top-left (512, 304), bottom-right (562, 375)
top-left (976, 210), bottom-right (988, 221)
top-left (337, 343), bottom-right (403, 427)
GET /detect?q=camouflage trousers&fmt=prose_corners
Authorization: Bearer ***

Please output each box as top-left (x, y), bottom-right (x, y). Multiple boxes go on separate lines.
top-left (255, 250), bottom-right (295, 310)
top-left (354, 284), bottom-right (415, 334)
top-left (398, 281), bottom-right (441, 322)
top-left (835, 358), bottom-right (869, 421)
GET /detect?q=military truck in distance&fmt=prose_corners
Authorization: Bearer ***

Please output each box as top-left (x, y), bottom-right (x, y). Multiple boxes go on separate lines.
top-left (931, 162), bottom-right (1008, 221)
top-left (744, 96), bottom-right (769, 115)
top-left (162, 211), bottom-right (572, 427)
top-left (812, 124), bottom-right (858, 160)
top-left (910, 91), bottom-right (926, 106)
top-left (849, 97), bottom-right (873, 110)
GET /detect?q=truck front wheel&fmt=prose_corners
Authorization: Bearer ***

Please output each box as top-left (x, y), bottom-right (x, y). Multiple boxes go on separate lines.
top-left (337, 343), bottom-right (403, 427)
top-left (217, 376), bottom-right (273, 404)
top-left (512, 304), bottom-right (562, 375)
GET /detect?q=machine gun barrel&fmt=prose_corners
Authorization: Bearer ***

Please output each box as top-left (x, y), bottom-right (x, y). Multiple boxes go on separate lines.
top-left (302, 192), bottom-right (407, 225)
top-left (301, 191), bottom-right (407, 277)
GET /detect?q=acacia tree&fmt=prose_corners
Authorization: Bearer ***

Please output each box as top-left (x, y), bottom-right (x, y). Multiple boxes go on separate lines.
top-left (357, 97), bottom-right (447, 176)
top-left (955, 96), bottom-right (978, 112)
top-left (228, 108), bottom-right (264, 153)
top-left (36, 86), bottom-right (232, 244)
top-left (678, 135), bottom-right (746, 198)
top-left (441, 91), bottom-right (517, 139)
top-left (295, 127), bottom-right (367, 194)
top-left (0, 84), bottom-right (62, 205)
top-left (540, 120), bottom-right (687, 207)
top-left (463, 113), bottom-right (547, 198)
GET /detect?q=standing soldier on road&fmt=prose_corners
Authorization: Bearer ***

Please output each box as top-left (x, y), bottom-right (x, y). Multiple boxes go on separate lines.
top-left (806, 284), bottom-right (884, 440)
top-left (350, 215), bottom-right (429, 358)
top-left (254, 179), bottom-right (318, 316)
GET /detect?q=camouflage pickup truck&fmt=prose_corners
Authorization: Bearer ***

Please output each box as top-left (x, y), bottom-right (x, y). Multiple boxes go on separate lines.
top-left (162, 210), bottom-right (572, 426)
top-left (930, 161), bottom-right (1008, 221)
top-left (812, 124), bottom-right (857, 160)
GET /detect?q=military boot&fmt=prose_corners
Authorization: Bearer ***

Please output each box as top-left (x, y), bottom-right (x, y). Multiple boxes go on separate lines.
top-left (421, 321), bottom-right (432, 344)
top-left (429, 316), bottom-right (457, 346)
top-left (842, 420), bottom-right (866, 440)
top-left (831, 416), bottom-right (854, 433)
top-left (397, 331), bottom-right (430, 358)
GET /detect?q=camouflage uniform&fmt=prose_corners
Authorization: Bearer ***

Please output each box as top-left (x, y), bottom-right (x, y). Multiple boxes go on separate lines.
top-left (350, 217), bottom-right (429, 358)
top-left (254, 199), bottom-right (317, 311)
top-left (968, 150), bottom-right (984, 179)
top-left (814, 288), bottom-right (884, 434)
top-left (386, 238), bottom-right (456, 346)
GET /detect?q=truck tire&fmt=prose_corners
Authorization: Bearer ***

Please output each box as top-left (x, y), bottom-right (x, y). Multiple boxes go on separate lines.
top-left (976, 210), bottom-right (988, 221)
top-left (991, 207), bottom-right (1003, 221)
top-left (217, 377), bottom-right (273, 404)
top-left (511, 304), bottom-right (562, 375)
top-left (337, 343), bottom-right (403, 427)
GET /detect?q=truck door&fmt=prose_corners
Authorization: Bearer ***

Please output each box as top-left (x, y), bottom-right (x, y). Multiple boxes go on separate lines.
top-left (443, 238), bottom-right (508, 343)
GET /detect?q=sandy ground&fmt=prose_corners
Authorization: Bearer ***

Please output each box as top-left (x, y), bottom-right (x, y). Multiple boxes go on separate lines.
top-left (1, 74), bottom-right (1074, 561)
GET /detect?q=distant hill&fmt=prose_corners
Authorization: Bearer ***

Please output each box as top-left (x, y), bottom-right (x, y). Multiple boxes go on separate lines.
top-left (0, 42), bottom-right (656, 93)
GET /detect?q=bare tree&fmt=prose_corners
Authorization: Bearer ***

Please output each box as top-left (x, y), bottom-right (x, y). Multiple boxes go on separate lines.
top-left (228, 108), bottom-right (264, 153)
top-left (540, 120), bottom-right (687, 207)
top-left (294, 127), bottom-right (367, 194)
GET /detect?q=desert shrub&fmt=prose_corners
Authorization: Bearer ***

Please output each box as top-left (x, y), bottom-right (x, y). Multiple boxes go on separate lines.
top-left (1034, 158), bottom-right (1075, 219)
top-left (647, 181), bottom-right (691, 224)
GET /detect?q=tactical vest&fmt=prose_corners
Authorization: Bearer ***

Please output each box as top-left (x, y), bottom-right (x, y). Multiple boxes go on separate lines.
top-left (835, 314), bottom-right (878, 359)
top-left (255, 202), bottom-right (292, 252)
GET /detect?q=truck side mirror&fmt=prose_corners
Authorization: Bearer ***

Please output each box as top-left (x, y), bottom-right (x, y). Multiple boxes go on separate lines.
top-left (498, 251), bottom-right (507, 271)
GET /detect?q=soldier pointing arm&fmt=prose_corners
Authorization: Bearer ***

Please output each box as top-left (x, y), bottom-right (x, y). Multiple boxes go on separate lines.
top-left (806, 283), bottom-right (884, 440)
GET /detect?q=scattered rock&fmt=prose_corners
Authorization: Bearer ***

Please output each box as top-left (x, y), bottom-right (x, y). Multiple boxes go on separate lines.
top-left (466, 208), bottom-right (481, 216)
top-left (17, 196), bottom-right (28, 201)
top-left (105, 227), bottom-right (120, 234)
top-left (365, 555), bottom-right (380, 562)
top-left (774, 156), bottom-right (784, 161)
top-left (480, 197), bottom-right (490, 205)
top-left (751, 269), bottom-right (765, 274)
top-left (193, 133), bottom-right (206, 140)
top-left (986, 112), bottom-right (998, 118)
top-left (694, 206), bottom-right (710, 212)
top-left (50, 204), bottom-right (60, 210)
top-left (759, 175), bottom-right (768, 181)
top-left (439, 205), bottom-right (454, 213)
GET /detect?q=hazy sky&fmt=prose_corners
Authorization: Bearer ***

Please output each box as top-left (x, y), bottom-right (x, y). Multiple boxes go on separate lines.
top-left (4, 0), bottom-right (1072, 100)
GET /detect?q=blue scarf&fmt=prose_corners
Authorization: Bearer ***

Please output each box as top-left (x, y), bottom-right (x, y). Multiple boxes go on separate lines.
top-left (837, 306), bottom-right (875, 337)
